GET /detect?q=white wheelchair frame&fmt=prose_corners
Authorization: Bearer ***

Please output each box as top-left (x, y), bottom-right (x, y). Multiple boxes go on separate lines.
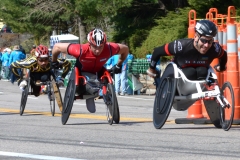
top-left (153, 62), bottom-right (234, 131)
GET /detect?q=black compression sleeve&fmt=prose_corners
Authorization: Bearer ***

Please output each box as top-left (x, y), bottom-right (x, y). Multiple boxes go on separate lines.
top-left (149, 45), bottom-right (166, 69)
top-left (219, 50), bottom-right (227, 71)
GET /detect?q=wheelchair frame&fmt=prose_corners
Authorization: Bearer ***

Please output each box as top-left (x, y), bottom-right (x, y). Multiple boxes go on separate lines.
top-left (153, 62), bottom-right (235, 131)
top-left (20, 69), bottom-right (63, 116)
top-left (61, 67), bottom-right (120, 125)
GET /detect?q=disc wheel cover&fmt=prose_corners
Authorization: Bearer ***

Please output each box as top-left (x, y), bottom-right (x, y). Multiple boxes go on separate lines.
top-left (153, 77), bottom-right (176, 129)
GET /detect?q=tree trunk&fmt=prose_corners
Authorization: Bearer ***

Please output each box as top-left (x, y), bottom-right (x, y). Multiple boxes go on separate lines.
top-left (78, 16), bottom-right (86, 44)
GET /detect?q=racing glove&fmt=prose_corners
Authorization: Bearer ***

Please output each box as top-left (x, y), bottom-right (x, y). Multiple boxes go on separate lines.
top-left (51, 61), bottom-right (60, 69)
top-left (214, 64), bottom-right (226, 72)
top-left (112, 64), bottom-right (122, 74)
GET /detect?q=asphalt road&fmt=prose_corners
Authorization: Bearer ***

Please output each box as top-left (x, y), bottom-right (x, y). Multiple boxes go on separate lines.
top-left (0, 80), bottom-right (240, 160)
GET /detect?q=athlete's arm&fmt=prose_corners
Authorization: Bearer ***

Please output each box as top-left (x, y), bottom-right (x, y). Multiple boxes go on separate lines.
top-left (147, 43), bottom-right (173, 77)
top-left (116, 43), bottom-right (129, 67)
top-left (150, 44), bottom-right (172, 69)
top-left (217, 49), bottom-right (227, 71)
top-left (52, 43), bottom-right (70, 62)
top-left (10, 58), bottom-right (34, 80)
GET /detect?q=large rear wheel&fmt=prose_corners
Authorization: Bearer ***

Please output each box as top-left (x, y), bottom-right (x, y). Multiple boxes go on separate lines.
top-left (62, 70), bottom-right (76, 125)
top-left (153, 77), bottom-right (176, 129)
top-left (111, 83), bottom-right (120, 124)
top-left (113, 98), bottom-right (120, 124)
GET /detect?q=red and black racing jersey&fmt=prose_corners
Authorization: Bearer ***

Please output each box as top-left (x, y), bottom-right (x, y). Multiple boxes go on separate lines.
top-left (67, 43), bottom-right (120, 74)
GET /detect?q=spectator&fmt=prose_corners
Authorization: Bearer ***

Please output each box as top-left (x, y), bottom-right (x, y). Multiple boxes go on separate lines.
top-left (106, 53), bottom-right (130, 96)
top-left (105, 56), bottom-right (113, 69)
top-left (1, 48), bottom-right (11, 80)
top-left (19, 45), bottom-right (26, 55)
top-left (0, 48), bottom-right (2, 72)
top-left (154, 60), bottom-right (161, 88)
top-left (30, 45), bottom-right (36, 56)
top-left (8, 45), bottom-right (26, 84)
top-left (0, 48), bottom-right (2, 79)
top-left (48, 48), bottom-right (52, 57)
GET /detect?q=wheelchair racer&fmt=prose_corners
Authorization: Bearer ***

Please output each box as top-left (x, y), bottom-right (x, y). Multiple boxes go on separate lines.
top-left (51, 28), bottom-right (129, 96)
top-left (147, 19), bottom-right (227, 81)
top-left (10, 45), bottom-right (71, 97)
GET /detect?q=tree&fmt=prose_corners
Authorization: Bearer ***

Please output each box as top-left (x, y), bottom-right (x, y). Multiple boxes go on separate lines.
top-left (1, 0), bottom-right (240, 58)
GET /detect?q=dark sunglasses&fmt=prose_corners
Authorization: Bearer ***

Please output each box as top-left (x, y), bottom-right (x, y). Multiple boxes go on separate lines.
top-left (38, 58), bottom-right (49, 62)
top-left (199, 38), bottom-right (214, 44)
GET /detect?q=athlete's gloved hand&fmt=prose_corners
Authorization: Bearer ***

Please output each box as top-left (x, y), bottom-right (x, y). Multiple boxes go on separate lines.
top-left (146, 68), bottom-right (157, 78)
top-left (51, 61), bottom-right (60, 69)
top-left (111, 64), bottom-right (122, 74)
top-left (214, 64), bottom-right (226, 72)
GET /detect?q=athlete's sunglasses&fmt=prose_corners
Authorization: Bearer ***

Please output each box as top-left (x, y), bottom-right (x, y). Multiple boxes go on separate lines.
top-left (199, 38), bottom-right (214, 44)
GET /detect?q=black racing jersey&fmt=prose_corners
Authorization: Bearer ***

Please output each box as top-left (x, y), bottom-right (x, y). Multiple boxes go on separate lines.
top-left (151, 38), bottom-right (227, 70)
top-left (10, 56), bottom-right (71, 80)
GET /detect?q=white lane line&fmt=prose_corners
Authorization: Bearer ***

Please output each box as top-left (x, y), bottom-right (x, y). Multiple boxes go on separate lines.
top-left (73, 102), bottom-right (85, 105)
top-left (0, 151), bottom-right (85, 160)
top-left (117, 96), bottom-right (154, 101)
top-left (0, 79), bottom-right (9, 81)
top-left (0, 92), bottom-right (3, 95)
top-left (28, 96), bottom-right (38, 99)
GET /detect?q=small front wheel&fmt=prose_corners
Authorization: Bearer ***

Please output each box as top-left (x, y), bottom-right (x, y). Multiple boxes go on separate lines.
top-left (48, 83), bottom-right (55, 116)
top-left (20, 81), bottom-right (29, 115)
top-left (104, 83), bottom-right (115, 125)
top-left (52, 80), bottom-right (63, 113)
top-left (20, 72), bottom-right (30, 116)
top-left (220, 81), bottom-right (235, 131)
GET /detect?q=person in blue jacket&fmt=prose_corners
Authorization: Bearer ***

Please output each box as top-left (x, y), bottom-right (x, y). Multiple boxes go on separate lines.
top-left (106, 53), bottom-right (130, 96)
top-left (8, 45), bottom-right (26, 84)
top-left (1, 48), bottom-right (11, 80)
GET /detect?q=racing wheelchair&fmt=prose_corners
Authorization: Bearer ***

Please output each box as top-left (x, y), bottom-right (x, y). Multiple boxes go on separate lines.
top-left (20, 69), bottom-right (63, 116)
top-left (153, 62), bottom-right (235, 131)
top-left (61, 67), bottom-right (120, 125)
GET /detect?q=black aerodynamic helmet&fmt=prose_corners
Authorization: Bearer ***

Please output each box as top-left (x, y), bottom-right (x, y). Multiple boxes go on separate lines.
top-left (195, 20), bottom-right (217, 37)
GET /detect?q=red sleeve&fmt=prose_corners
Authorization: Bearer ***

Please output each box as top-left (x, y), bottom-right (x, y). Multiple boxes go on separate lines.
top-left (67, 44), bottom-right (81, 58)
top-left (164, 43), bottom-right (172, 56)
top-left (108, 42), bottom-right (120, 56)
